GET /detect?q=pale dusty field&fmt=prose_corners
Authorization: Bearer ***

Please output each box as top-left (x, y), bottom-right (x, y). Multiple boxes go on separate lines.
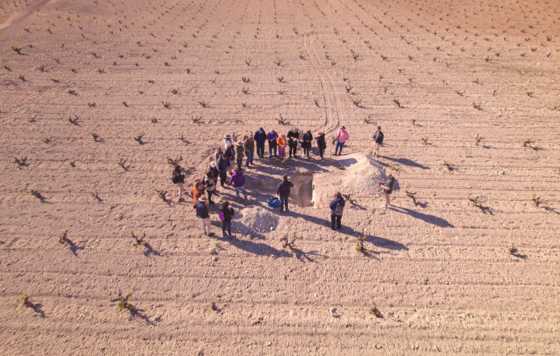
top-left (1, 0), bottom-right (560, 355)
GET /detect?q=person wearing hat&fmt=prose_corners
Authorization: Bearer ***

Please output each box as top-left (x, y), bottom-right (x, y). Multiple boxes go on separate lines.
top-left (195, 196), bottom-right (210, 236)
top-left (316, 132), bottom-right (327, 159)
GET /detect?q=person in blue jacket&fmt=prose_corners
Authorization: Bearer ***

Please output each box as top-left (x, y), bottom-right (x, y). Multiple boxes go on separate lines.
top-left (329, 192), bottom-right (345, 230)
top-left (254, 128), bottom-right (267, 159)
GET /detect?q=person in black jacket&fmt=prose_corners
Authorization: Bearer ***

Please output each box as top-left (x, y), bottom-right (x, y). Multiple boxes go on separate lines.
top-left (372, 126), bottom-right (384, 157)
top-left (302, 130), bottom-right (313, 159)
top-left (287, 128), bottom-right (299, 158)
top-left (277, 175), bottom-right (294, 212)
top-left (329, 192), bottom-right (345, 230)
top-left (220, 201), bottom-right (235, 238)
top-left (254, 128), bottom-right (267, 159)
top-left (316, 132), bottom-right (326, 159)
top-left (217, 153), bottom-right (228, 187)
top-left (171, 165), bottom-right (186, 202)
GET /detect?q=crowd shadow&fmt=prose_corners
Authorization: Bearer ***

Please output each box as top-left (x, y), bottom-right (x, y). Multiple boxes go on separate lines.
top-left (379, 155), bottom-right (429, 170)
top-left (389, 206), bottom-right (454, 228)
top-left (217, 236), bottom-right (291, 258)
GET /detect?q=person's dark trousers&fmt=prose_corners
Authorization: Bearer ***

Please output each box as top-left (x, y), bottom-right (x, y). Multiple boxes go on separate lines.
top-left (280, 197), bottom-right (289, 212)
top-left (207, 190), bottom-right (214, 204)
top-left (246, 151), bottom-right (254, 167)
top-left (237, 159), bottom-right (242, 170)
top-left (303, 146), bottom-right (310, 158)
top-left (219, 171), bottom-right (227, 187)
top-left (257, 143), bottom-right (265, 158)
top-left (269, 141), bottom-right (277, 157)
top-left (319, 147), bottom-right (325, 159)
top-left (289, 143), bottom-right (297, 157)
top-left (331, 214), bottom-right (342, 229)
top-left (222, 220), bottom-right (232, 237)
top-left (335, 141), bottom-right (344, 155)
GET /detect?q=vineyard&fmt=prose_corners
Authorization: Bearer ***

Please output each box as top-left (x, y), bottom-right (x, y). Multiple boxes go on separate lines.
top-left (1, 0), bottom-right (560, 354)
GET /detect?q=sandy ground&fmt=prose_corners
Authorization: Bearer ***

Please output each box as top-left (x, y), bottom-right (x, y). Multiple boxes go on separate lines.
top-left (1, 0), bottom-right (560, 354)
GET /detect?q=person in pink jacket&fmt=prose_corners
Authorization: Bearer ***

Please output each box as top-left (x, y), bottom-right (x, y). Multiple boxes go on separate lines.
top-left (334, 126), bottom-right (349, 155)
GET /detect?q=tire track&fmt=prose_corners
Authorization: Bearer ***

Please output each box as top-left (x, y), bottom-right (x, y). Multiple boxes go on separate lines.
top-left (303, 33), bottom-right (342, 135)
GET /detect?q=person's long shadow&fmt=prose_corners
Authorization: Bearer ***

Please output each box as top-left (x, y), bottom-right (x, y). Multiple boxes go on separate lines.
top-left (389, 206), bottom-right (454, 228)
top-left (364, 234), bottom-right (408, 251)
top-left (217, 236), bottom-right (291, 258)
top-left (379, 155), bottom-right (429, 170)
top-left (286, 210), bottom-right (364, 238)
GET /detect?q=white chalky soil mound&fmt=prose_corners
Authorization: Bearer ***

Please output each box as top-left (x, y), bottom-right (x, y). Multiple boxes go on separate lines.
top-left (237, 207), bottom-right (280, 235)
top-left (312, 153), bottom-right (387, 208)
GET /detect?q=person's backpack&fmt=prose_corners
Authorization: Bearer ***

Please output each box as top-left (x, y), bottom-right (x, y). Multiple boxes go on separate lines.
top-left (334, 199), bottom-right (345, 215)
top-left (375, 131), bottom-right (384, 144)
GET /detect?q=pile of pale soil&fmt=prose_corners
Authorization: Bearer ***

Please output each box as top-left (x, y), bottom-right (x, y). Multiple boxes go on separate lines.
top-left (313, 153), bottom-right (386, 208)
top-left (236, 207), bottom-right (279, 235)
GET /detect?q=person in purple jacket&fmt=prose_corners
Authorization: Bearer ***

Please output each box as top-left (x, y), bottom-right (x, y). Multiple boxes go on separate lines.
top-left (267, 129), bottom-right (278, 158)
top-left (230, 168), bottom-right (248, 200)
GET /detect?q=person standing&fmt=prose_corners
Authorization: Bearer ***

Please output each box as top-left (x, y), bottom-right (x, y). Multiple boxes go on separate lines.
top-left (191, 179), bottom-right (205, 208)
top-left (287, 128), bottom-right (299, 158)
top-left (207, 162), bottom-right (219, 182)
top-left (214, 147), bottom-right (223, 163)
top-left (217, 153), bottom-right (228, 188)
top-left (224, 140), bottom-right (235, 168)
top-left (254, 128), bottom-right (267, 159)
top-left (277, 134), bottom-right (287, 160)
top-left (203, 174), bottom-right (217, 205)
top-left (244, 134), bottom-right (255, 167)
top-left (302, 130), bottom-right (313, 159)
top-left (230, 168), bottom-right (248, 200)
top-left (235, 140), bottom-right (244, 170)
top-left (267, 129), bottom-right (278, 158)
top-left (329, 192), bottom-right (345, 230)
top-left (220, 201), bottom-right (235, 238)
top-left (171, 165), bottom-right (186, 202)
top-left (334, 126), bottom-right (349, 156)
top-left (379, 174), bottom-right (397, 208)
top-left (195, 197), bottom-right (210, 236)
top-left (277, 175), bottom-right (294, 212)
top-left (316, 132), bottom-right (326, 159)
top-left (372, 126), bottom-right (384, 157)
top-left (223, 134), bottom-right (234, 151)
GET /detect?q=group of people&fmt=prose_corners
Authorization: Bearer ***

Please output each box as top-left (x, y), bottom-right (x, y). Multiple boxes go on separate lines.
top-left (251, 125), bottom-right (350, 160)
top-left (171, 125), bottom-right (392, 236)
